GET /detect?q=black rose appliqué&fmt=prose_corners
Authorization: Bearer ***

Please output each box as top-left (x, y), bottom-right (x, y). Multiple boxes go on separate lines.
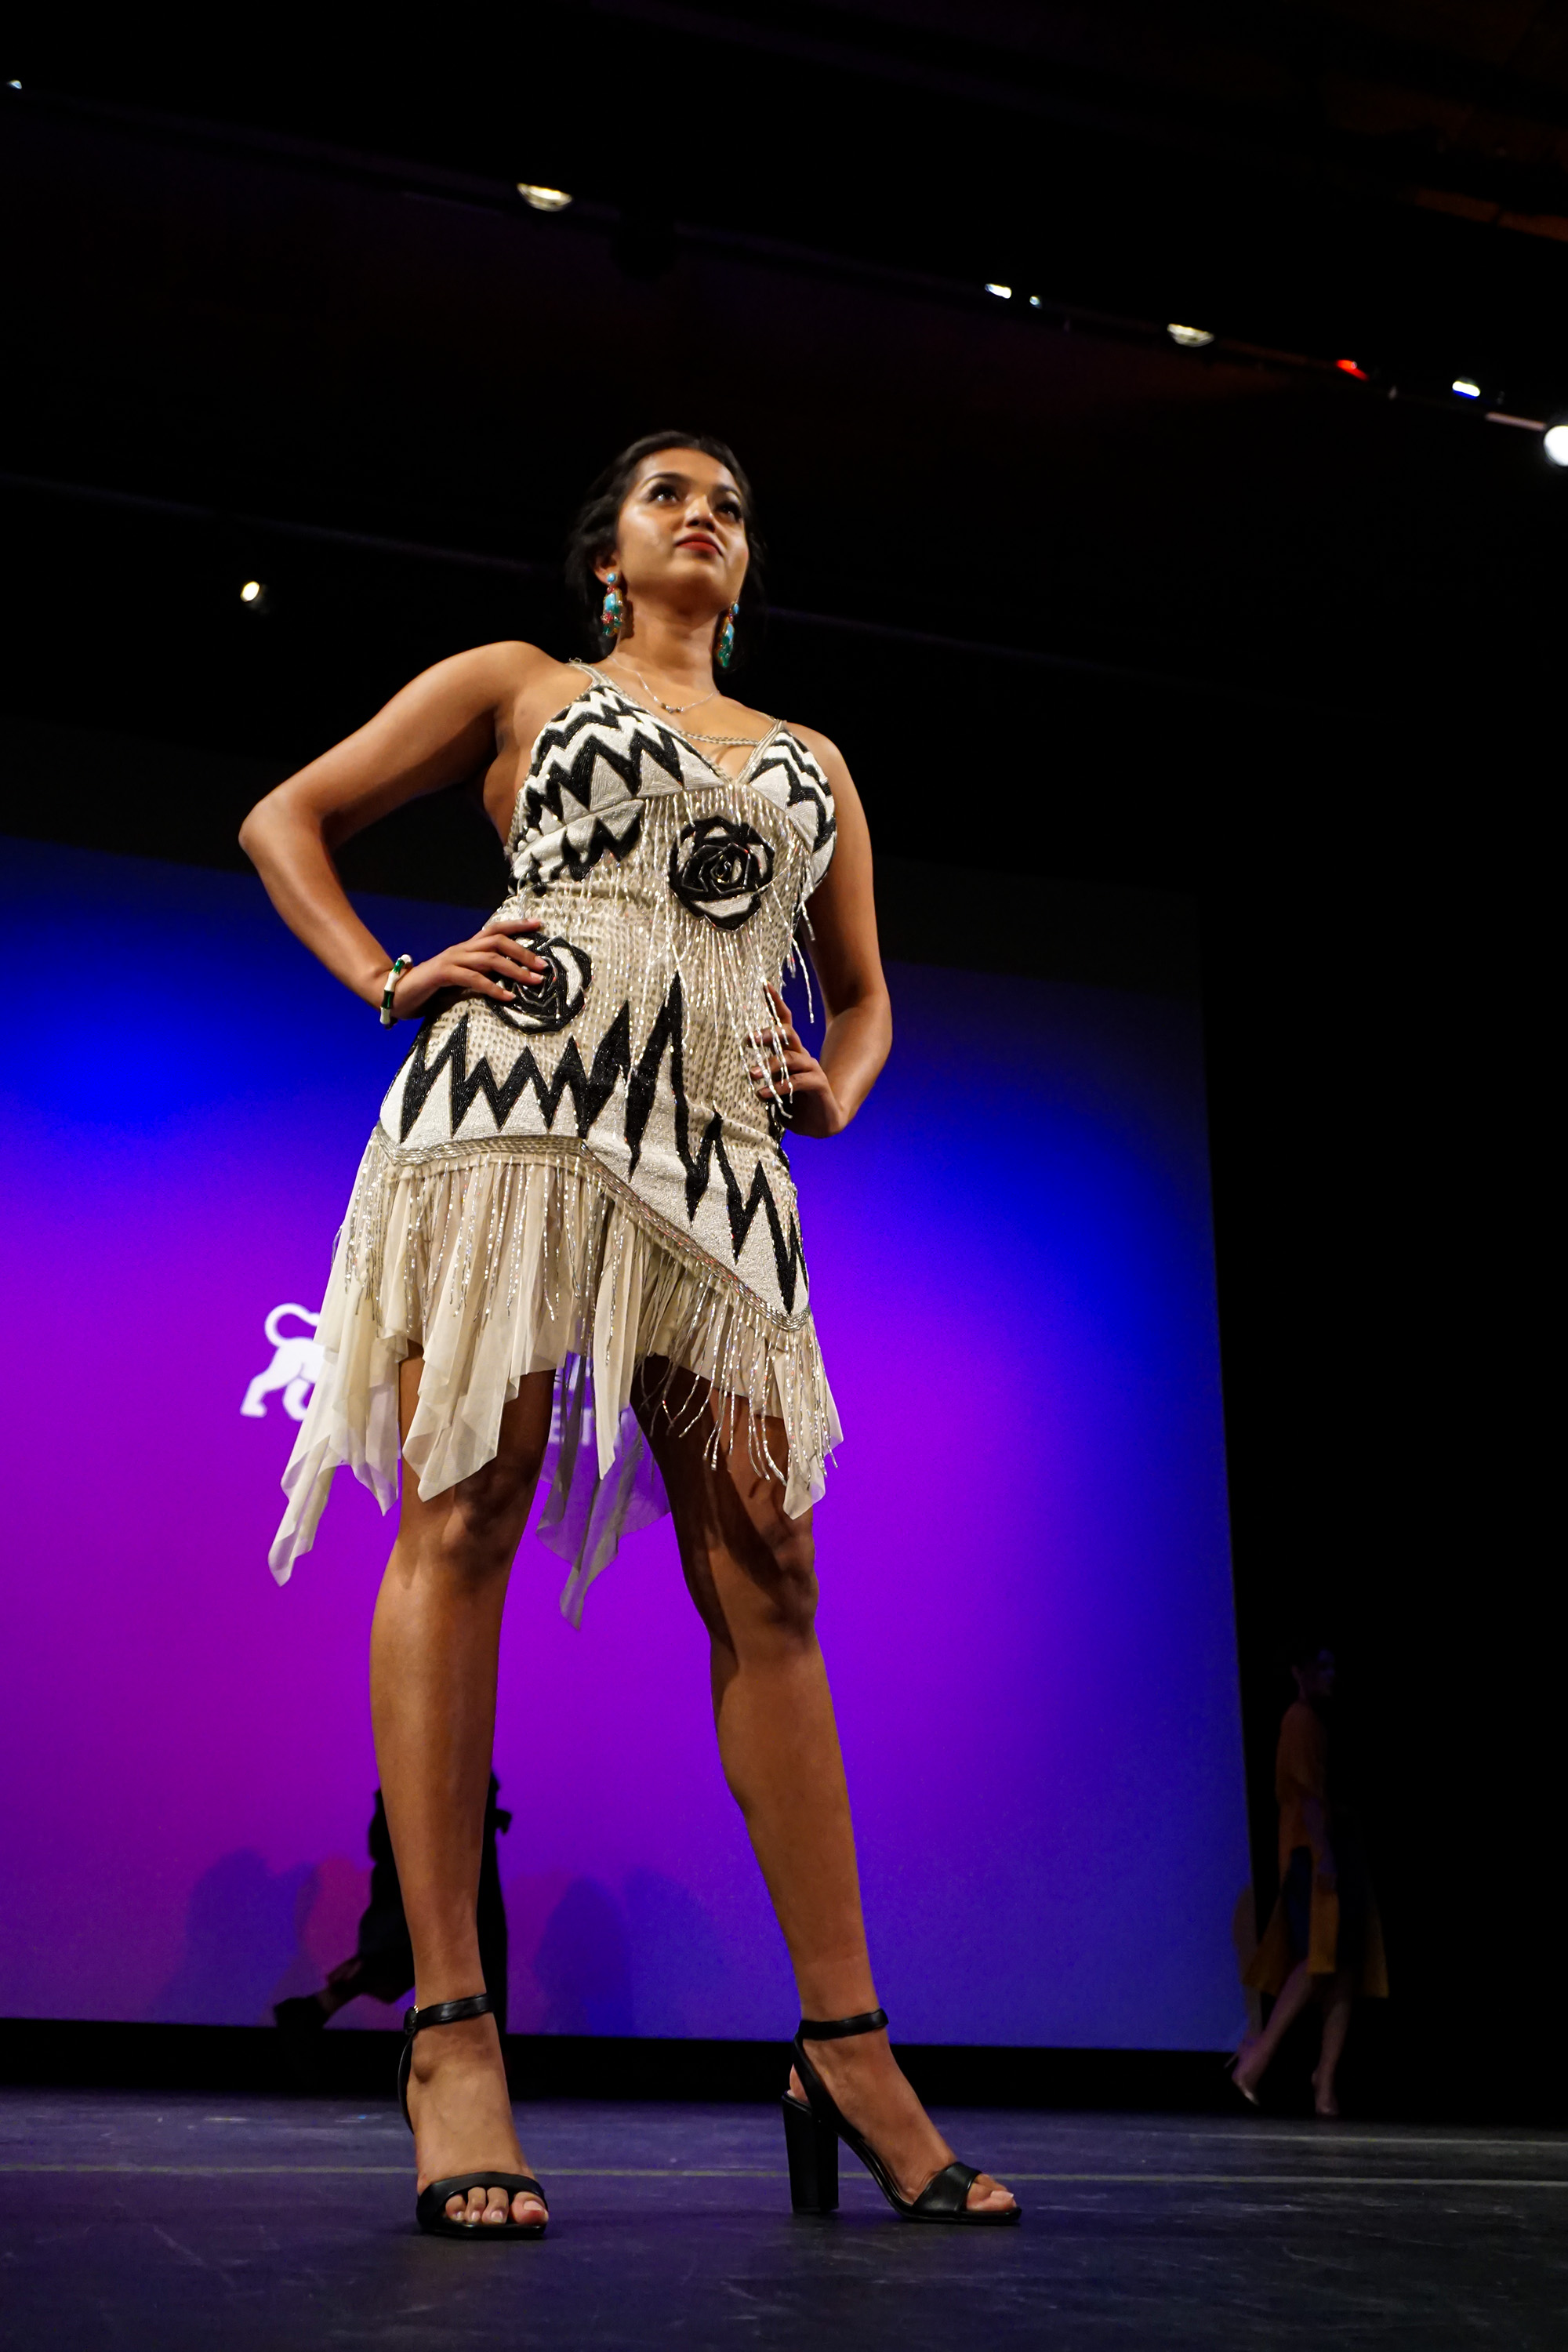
top-left (668, 818), bottom-right (775, 931)
top-left (492, 936), bottom-right (592, 1033)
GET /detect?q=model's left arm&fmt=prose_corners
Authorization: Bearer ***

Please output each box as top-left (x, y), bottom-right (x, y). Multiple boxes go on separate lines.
top-left (747, 732), bottom-right (891, 1139)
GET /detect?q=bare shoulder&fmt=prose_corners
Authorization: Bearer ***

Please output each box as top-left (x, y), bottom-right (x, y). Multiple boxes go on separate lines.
top-left (782, 719), bottom-right (849, 780)
top-left (469, 639), bottom-right (583, 700)
top-left (490, 641), bottom-right (596, 746)
top-left (378, 639), bottom-right (572, 730)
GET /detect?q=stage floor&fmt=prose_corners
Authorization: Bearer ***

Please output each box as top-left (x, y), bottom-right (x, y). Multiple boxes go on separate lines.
top-left (1, 2090), bottom-right (1562, 2349)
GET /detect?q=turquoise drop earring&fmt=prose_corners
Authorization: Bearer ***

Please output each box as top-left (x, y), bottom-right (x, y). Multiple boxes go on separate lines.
top-left (716, 600), bottom-right (739, 670)
top-left (599, 568), bottom-right (625, 640)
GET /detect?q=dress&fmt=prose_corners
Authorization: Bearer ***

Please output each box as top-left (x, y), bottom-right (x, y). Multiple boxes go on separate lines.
top-left (1243, 1700), bottom-right (1389, 1998)
top-left (271, 663), bottom-right (842, 1616)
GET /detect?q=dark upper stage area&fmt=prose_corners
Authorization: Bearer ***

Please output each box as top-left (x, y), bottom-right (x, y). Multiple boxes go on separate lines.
top-left (3, 0), bottom-right (1566, 786)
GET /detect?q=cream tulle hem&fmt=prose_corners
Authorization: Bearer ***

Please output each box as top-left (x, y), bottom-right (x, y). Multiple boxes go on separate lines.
top-left (269, 1131), bottom-right (840, 1620)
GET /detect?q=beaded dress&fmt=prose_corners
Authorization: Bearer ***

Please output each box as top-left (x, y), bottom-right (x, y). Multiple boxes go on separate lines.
top-left (270, 664), bottom-right (840, 1616)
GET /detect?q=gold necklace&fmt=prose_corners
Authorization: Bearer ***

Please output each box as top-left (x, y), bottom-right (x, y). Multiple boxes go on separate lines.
top-left (605, 652), bottom-right (718, 717)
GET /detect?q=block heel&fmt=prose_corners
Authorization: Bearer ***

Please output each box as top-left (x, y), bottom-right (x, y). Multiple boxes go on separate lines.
top-left (782, 2089), bottom-right (840, 2213)
top-left (782, 2006), bottom-right (1021, 2226)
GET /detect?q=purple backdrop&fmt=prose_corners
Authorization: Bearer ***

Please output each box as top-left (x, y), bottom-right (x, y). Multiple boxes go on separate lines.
top-left (1, 837), bottom-right (1247, 2047)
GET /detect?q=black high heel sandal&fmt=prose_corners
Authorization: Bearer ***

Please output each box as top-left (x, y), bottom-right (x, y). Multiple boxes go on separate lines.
top-left (782, 2007), bottom-right (1021, 2226)
top-left (397, 1993), bottom-right (548, 2239)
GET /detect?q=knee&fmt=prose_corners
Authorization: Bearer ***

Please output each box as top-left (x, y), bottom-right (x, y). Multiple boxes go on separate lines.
top-left (461, 1447), bottom-right (545, 1544)
top-left (426, 1446), bottom-right (545, 1573)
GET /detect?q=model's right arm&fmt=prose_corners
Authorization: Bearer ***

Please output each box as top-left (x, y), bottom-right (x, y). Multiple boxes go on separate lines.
top-left (239, 641), bottom-right (558, 1018)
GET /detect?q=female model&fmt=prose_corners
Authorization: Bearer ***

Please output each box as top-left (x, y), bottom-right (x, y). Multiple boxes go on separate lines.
top-left (1234, 1644), bottom-right (1386, 2116)
top-left (241, 433), bottom-right (1018, 2237)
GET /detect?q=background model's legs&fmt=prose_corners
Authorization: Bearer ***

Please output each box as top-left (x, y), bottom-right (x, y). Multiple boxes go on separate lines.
top-left (634, 1365), bottom-right (1015, 2216)
top-left (369, 1355), bottom-right (554, 2229)
top-left (1233, 1958), bottom-right (1316, 2100)
top-left (1312, 1971), bottom-right (1357, 2116)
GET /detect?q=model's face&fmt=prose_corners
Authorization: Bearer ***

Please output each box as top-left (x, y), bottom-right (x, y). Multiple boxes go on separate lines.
top-left (598, 448), bottom-right (749, 613)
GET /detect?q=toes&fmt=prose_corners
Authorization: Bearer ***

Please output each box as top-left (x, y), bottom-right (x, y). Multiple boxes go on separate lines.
top-left (967, 2172), bottom-right (1018, 2212)
top-left (441, 2184), bottom-right (539, 2227)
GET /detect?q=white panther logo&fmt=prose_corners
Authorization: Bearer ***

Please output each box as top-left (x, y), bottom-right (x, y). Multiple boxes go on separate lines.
top-left (241, 1303), bottom-right (323, 1423)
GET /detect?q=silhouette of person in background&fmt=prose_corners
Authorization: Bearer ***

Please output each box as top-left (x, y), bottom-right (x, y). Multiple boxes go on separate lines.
top-left (1233, 1645), bottom-right (1388, 2115)
top-left (276, 1775), bottom-right (510, 2053)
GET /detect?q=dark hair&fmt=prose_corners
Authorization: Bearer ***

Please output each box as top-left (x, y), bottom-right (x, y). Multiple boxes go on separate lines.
top-left (564, 430), bottom-right (766, 666)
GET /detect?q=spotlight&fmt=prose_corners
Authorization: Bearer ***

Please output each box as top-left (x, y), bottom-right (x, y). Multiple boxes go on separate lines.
top-left (1335, 359), bottom-right (1369, 380)
top-left (517, 183), bottom-right (572, 212)
top-left (1544, 416), bottom-right (1568, 466)
top-left (985, 283), bottom-right (1012, 299)
top-left (1029, 296), bottom-right (1041, 309)
top-left (1167, 324), bottom-right (1214, 348)
top-left (240, 580), bottom-right (263, 602)
top-left (1452, 378), bottom-right (1482, 399)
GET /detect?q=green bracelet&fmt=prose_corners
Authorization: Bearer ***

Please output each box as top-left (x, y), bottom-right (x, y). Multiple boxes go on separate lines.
top-left (379, 955), bottom-right (413, 1028)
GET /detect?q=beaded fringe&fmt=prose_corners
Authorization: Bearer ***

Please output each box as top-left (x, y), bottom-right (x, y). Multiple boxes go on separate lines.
top-left (270, 1131), bottom-right (840, 1621)
top-left (501, 767), bottom-right (815, 1130)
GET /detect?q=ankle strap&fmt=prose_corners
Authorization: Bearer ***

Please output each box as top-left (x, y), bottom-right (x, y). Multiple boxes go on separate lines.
top-left (403, 1993), bottom-right (494, 2038)
top-left (796, 2006), bottom-right (888, 2042)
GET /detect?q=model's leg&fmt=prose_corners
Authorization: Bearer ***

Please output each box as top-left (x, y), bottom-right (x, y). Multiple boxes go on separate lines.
top-left (370, 1353), bottom-right (554, 2227)
top-left (1312, 1972), bottom-right (1356, 2116)
top-left (635, 1367), bottom-right (1015, 2216)
top-left (1233, 1959), bottom-right (1316, 2098)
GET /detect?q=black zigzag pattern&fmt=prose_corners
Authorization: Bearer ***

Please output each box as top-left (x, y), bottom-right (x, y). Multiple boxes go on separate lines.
top-left (619, 979), bottom-right (804, 1309)
top-left (400, 1005), bottom-right (633, 1142)
top-left (520, 688), bottom-right (684, 829)
top-left (400, 981), bottom-right (806, 1310)
top-left (751, 736), bottom-right (837, 863)
top-left (683, 1116), bottom-right (807, 1308)
top-left (512, 688), bottom-right (686, 893)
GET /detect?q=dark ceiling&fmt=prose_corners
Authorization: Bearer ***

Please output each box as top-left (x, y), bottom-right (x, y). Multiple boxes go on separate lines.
top-left (3, 2), bottom-right (1565, 786)
top-left (14, 0), bottom-right (1568, 362)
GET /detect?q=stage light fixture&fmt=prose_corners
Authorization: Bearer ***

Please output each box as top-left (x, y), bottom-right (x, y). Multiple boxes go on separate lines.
top-left (985, 283), bottom-right (1011, 299)
top-left (1029, 296), bottom-right (1041, 309)
top-left (517, 183), bottom-right (572, 212)
top-left (240, 580), bottom-right (267, 605)
top-left (1544, 416), bottom-right (1568, 466)
top-left (1452, 378), bottom-right (1482, 399)
top-left (1335, 359), bottom-right (1368, 380)
top-left (1167, 324), bottom-right (1214, 348)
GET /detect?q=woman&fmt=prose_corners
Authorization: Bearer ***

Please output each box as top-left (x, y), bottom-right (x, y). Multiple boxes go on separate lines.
top-left (241, 433), bottom-right (1019, 2237)
top-left (1234, 1644), bottom-right (1387, 2116)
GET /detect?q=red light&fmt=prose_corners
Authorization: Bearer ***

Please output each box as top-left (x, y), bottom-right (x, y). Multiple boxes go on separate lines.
top-left (1336, 358), bottom-right (1369, 380)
